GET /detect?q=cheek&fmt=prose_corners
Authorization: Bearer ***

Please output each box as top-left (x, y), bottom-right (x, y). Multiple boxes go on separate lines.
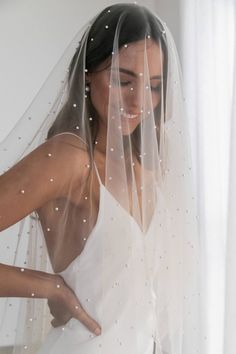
top-left (151, 93), bottom-right (161, 109)
top-left (91, 80), bottom-right (110, 110)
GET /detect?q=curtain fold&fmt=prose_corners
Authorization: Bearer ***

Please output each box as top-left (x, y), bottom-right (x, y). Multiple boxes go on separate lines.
top-left (224, 3), bottom-right (236, 353)
top-left (180, 0), bottom-right (235, 353)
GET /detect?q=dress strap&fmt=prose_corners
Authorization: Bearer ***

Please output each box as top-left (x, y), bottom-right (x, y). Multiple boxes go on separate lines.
top-left (52, 132), bottom-right (88, 146)
top-left (93, 160), bottom-right (102, 186)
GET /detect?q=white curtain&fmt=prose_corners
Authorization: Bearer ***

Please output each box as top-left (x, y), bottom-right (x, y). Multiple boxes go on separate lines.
top-left (223, 2), bottom-right (236, 353)
top-left (180, 0), bottom-right (236, 353)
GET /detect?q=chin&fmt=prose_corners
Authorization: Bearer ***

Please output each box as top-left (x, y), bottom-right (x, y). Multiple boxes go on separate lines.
top-left (121, 124), bottom-right (140, 136)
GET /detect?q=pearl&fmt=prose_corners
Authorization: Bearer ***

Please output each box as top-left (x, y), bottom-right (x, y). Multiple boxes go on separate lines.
top-left (95, 141), bottom-right (98, 145)
top-left (84, 196), bottom-right (88, 200)
top-left (83, 237), bottom-right (87, 241)
top-left (90, 38), bottom-right (94, 42)
top-left (75, 125), bottom-right (79, 130)
top-left (84, 69), bottom-right (88, 72)
top-left (86, 164), bottom-right (90, 168)
top-left (20, 190), bottom-right (25, 194)
top-left (47, 153), bottom-right (52, 157)
top-left (46, 228), bottom-right (51, 232)
top-left (108, 176), bottom-right (112, 180)
top-left (130, 87), bottom-right (134, 91)
top-left (73, 103), bottom-right (77, 107)
top-left (105, 25), bottom-right (109, 29)
top-left (24, 345), bottom-right (28, 349)
top-left (55, 207), bottom-right (59, 211)
top-left (147, 35), bottom-right (151, 39)
top-left (56, 284), bottom-right (61, 289)
top-left (75, 305), bottom-right (79, 310)
top-left (83, 219), bottom-right (87, 223)
top-left (139, 73), bottom-right (143, 76)
top-left (107, 9), bottom-right (111, 12)
top-left (110, 147), bottom-right (114, 151)
top-left (20, 268), bottom-right (25, 272)
top-left (31, 293), bottom-right (35, 297)
top-left (49, 178), bottom-right (54, 182)
top-left (29, 318), bottom-right (33, 322)
top-left (124, 44), bottom-right (128, 48)
top-left (89, 117), bottom-right (93, 121)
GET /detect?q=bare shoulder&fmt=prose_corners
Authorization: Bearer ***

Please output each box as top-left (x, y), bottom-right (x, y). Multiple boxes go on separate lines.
top-left (15, 132), bottom-right (91, 187)
top-left (45, 133), bottom-right (90, 179)
top-left (0, 133), bottom-right (91, 230)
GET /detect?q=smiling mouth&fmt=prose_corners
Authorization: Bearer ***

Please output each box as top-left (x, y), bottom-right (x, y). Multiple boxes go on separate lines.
top-left (121, 112), bottom-right (139, 119)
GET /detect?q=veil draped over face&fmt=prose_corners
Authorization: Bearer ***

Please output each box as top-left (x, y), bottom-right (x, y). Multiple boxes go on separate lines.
top-left (0, 3), bottom-right (203, 354)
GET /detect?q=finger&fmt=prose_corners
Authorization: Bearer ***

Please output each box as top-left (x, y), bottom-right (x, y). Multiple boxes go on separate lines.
top-left (51, 318), bottom-right (61, 328)
top-left (51, 314), bottom-right (72, 327)
top-left (72, 303), bottom-right (101, 335)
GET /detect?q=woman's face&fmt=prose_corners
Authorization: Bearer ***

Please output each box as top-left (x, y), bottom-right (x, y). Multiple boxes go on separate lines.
top-left (87, 39), bottom-right (164, 135)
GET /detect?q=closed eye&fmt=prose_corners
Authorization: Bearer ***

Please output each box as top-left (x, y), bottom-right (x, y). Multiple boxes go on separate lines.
top-left (120, 81), bottom-right (131, 86)
top-left (151, 84), bottom-right (162, 92)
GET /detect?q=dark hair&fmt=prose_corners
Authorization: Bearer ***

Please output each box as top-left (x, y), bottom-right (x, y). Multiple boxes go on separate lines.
top-left (47, 3), bottom-right (167, 164)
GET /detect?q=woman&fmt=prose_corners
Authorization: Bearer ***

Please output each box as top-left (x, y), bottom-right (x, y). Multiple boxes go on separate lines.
top-left (0, 3), bottom-right (201, 354)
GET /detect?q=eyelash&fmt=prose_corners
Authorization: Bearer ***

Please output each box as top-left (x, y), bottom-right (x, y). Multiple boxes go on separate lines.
top-left (120, 81), bottom-right (162, 92)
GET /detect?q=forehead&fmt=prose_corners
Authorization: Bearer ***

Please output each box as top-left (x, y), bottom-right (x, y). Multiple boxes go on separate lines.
top-left (117, 39), bottom-right (163, 75)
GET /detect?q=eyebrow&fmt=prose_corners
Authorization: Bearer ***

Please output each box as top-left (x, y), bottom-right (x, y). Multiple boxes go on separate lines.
top-left (111, 67), bottom-right (162, 80)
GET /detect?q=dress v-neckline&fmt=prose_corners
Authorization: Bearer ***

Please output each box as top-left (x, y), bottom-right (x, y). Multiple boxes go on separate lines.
top-left (58, 183), bottom-right (157, 274)
top-left (100, 183), bottom-right (157, 236)
top-left (93, 159), bottom-right (157, 236)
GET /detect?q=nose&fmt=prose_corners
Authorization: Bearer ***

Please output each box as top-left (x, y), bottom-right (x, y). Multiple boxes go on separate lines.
top-left (124, 84), bottom-right (144, 113)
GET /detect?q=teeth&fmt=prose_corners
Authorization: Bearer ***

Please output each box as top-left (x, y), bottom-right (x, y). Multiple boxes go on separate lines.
top-left (121, 112), bottom-right (138, 119)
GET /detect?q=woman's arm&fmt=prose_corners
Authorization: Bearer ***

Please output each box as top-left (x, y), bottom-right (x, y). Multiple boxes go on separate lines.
top-left (0, 134), bottom-right (89, 231)
top-left (0, 263), bottom-right (58, 298)
top-left (0, 134), bottom-right (101, 335)
top-left (0, 263), bottom-right (101, 335)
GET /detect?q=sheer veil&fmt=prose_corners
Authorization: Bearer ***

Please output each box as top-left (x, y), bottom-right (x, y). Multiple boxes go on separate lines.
top-left (0, 3), bottom-right (203, 354)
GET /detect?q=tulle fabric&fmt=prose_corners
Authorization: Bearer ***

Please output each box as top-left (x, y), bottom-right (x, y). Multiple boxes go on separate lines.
top-left (0, 4), bottom-right (203, 353)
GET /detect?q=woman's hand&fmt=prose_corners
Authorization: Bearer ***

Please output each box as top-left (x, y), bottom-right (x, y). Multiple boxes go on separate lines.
top-left (48, 275), bottom-right (101, 336)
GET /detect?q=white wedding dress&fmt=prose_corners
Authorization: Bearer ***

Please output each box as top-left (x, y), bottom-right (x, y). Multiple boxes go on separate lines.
top-left (37, 159), bottom-right (160, 354)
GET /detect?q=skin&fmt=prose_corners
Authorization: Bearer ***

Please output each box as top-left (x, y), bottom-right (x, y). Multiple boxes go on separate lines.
top-left (0, 39), bottom-right (163, 336)
top-left (88, 39), bottom-right (163, 154)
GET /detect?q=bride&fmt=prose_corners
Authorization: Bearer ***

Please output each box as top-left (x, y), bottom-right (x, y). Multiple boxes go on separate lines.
top-left (0, 3), bottom-right (201, 354)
